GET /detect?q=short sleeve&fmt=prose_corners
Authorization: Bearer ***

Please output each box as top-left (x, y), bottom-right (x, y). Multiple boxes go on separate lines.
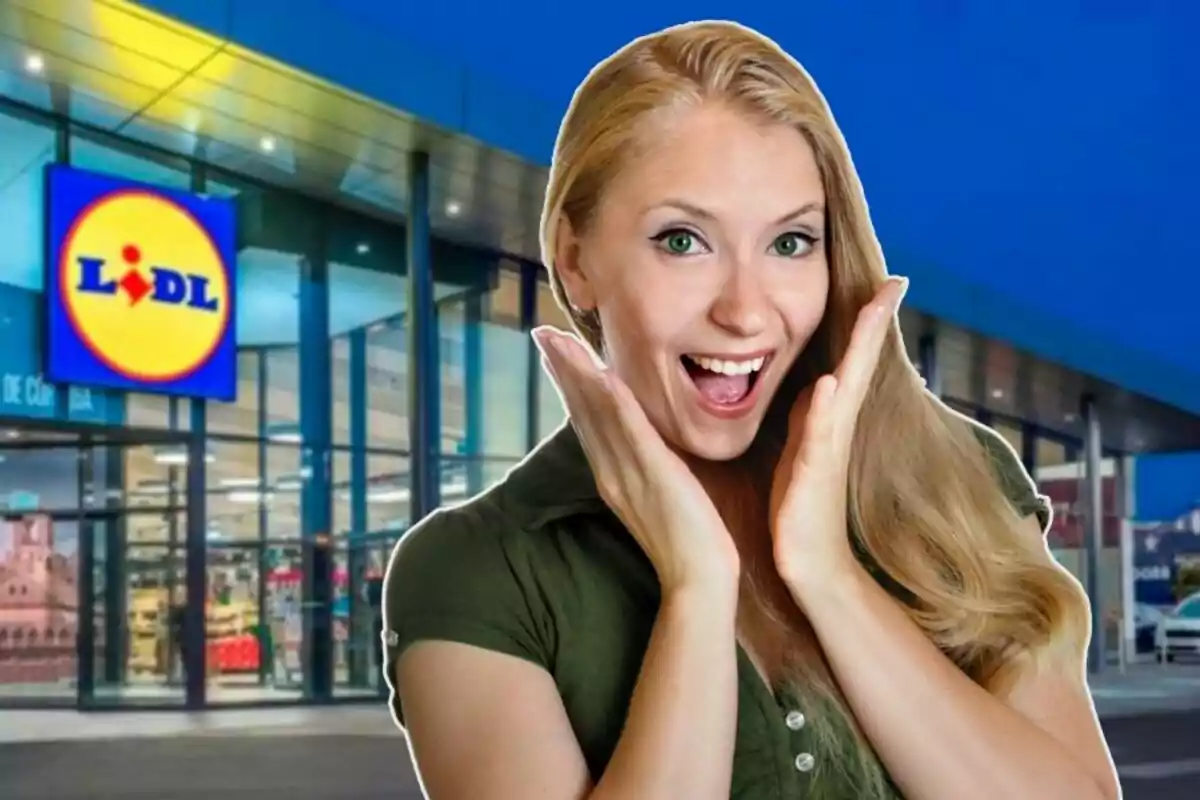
top-left (381, 503), bottom-right (555, 726)
top-left (972, 423), bottom-right (1052, 533)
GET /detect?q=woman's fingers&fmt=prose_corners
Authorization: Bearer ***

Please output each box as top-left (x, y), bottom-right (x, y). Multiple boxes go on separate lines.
top-left (533, 327), bottom-right (650, 472)
top-left (834, 277), bottom-right (907, 415)
top-left (795, 374), bottom-right (839, 471)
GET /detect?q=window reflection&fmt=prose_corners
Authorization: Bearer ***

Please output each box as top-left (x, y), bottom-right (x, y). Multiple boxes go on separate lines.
top-left (0, 110), bottom-right (54, 291)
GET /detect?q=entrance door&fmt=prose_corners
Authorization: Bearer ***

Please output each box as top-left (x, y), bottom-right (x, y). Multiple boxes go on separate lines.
top-left (75, 431), bottom-right (198, 708)
top-left (0, 420), bottom-right (205, 708)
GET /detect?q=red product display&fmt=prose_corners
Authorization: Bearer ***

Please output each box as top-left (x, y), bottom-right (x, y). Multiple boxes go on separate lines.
top-left (207, 634), bottom-right (260, 673)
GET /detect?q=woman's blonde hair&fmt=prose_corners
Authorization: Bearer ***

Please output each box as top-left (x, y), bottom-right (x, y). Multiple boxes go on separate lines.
top-left (541, 20), bottom-right (1089, 797)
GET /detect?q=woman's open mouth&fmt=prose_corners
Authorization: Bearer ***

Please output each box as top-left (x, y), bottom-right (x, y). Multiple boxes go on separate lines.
top-left (681, 352), bottom-right (774, 418)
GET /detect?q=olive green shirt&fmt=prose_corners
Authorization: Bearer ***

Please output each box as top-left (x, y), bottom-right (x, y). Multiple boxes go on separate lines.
top-left (383, 422), bottom-right (1049, 798)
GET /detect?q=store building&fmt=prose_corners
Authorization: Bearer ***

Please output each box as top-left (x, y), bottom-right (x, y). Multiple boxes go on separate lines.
top-left (0, 1), bottom-right (1197, 709)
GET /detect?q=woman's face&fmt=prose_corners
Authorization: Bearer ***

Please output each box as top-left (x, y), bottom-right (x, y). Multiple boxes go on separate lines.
top-left (557, 102), bottom-right (830, 461)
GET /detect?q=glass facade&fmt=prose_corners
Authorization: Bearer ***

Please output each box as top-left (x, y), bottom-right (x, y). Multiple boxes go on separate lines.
top-left (0, 99), bottom-right (547, 708)
top-left (0, 94), bottom-right (1133, 707)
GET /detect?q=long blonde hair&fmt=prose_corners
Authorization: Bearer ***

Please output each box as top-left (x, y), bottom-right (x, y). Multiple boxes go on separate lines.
top-left (541, 20), bottom-right (1089, 797)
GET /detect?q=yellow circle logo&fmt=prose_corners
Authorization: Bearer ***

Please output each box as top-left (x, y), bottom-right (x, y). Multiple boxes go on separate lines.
top-left (59, 190), bottom-right (231, 383)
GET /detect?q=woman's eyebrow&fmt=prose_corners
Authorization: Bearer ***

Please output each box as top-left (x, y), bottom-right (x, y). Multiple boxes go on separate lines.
top-left (645, 199), bottom-right (825, 225)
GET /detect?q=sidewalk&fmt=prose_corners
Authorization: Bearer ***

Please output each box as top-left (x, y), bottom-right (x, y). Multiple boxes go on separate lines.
top-left (0, 705), bottom-right (400, 745)
top-left (1, 663), bottom-right (1198, 745)
top-left (1089, 662), bottom-right (1200, 718)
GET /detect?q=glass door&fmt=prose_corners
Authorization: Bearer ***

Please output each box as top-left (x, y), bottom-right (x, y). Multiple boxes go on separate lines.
top-left (83, 510), bottom-right (188, 706)
top-left (76, 431), bottom-right (195, 709)
top-left (335, 533), bottom-right (394, 697)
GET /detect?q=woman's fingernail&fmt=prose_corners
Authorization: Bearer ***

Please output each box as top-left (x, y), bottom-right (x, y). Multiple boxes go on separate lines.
top-left (531, 326), bottom-right (553, 352)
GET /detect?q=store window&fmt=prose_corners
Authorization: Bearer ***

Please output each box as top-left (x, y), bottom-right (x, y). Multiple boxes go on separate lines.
top-left (71, 135), bottom-right (192, 193)
top-left (0, 108), bottom-right (54, 291)
top-left (0, 446), bottom-right (81, 701)
top-left (205, 175), bottom-right (304, 438)
top-left (1036, 436), bottom-right (1070, 470)
top-left (479, 269), bottom-right (531, 460)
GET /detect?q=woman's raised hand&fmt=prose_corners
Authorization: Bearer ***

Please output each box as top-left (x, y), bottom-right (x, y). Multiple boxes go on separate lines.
top-left (769, 277), bottom-right (908, 594)
top-left (533, 326), bottom-right (740, 597)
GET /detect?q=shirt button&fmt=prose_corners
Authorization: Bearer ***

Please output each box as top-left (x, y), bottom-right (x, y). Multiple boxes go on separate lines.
top-left (794, 752), bottom-right (816, 773)
top-left (785, 710), bottom-right (806, 731)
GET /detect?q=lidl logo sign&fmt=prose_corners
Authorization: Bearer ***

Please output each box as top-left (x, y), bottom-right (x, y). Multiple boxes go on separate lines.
top-left (44, 165), bottom-right (237, 401)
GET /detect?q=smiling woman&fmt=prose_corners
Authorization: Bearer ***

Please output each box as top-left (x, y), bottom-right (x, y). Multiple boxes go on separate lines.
top-left (386, 19), bottom-right (1118, 800)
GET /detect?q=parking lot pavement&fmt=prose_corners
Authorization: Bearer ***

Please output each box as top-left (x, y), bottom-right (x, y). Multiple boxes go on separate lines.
top-left (0, 709), bottom-right (1196, 799)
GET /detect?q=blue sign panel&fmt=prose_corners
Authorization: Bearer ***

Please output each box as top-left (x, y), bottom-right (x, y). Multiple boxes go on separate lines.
top-left (0, 282), bottom-right (122, 425)
top-left (1134, 523), bottom-right (1200, 607)
top-left (44, 164), bottom-right (238, 401)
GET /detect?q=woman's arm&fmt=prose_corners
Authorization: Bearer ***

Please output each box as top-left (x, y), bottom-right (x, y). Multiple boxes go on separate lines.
top-left (397, 583), bottom-right (740, 800)
top-left (786, 516), bottom-right (1120, 800)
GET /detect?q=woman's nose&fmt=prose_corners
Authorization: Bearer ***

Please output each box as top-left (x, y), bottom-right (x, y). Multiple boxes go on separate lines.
top-left (709, 267), bottom-right (769, 337)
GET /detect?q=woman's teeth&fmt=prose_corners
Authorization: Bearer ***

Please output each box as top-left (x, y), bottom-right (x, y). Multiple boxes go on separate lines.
top-left (683, 354), bottom-right (766, 375)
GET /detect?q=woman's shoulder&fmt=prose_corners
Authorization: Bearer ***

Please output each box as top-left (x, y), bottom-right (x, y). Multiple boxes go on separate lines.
top-left (385, 465), bottom-right (595, 582)
top-left (385, 487), bottom-right (544, 606)
top-left (386, 427), bottom-right (616, 592)
top-left (380, 486), bottom-right (568, 692)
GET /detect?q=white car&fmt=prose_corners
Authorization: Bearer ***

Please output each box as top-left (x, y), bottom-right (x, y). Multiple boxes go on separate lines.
top-left (1155, 591), bottom-right (1200, 662)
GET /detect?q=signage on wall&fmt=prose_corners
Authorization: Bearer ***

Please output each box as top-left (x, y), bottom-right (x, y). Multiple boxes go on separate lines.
top-left (43, 164), bottom-right (238, 401)
top-left (0, 281), bottom-right (122, 425)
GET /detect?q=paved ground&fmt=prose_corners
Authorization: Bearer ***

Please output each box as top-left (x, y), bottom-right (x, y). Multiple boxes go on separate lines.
top-left (1, 709), bottom-right (1197, 799)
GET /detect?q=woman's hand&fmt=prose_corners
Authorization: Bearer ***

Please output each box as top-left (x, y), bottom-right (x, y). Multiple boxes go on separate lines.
top-left (533, 326), bottom-right (741, 598)
top-left (770, 277), bottom-right (908, 597)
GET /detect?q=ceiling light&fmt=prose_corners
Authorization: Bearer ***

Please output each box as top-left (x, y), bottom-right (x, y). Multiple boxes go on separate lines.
top-left (1064, 413), bottom-right (1077, 423)
top-left (266, 423), bottom-right (302, 444)
top-left (228, 489), bottom-right (274, 504)
top-left (356, 242), bottom-right (370, 255)
top-left (365, 479), bottom-right (470, 505)
top-left (444, 200), bottom-right (462, 218)
top-left (152, 446), bottom-right (215, 465)
top-left (219, 477), bottom-right (261, 488)
top-left (991, 389), bottom-right (1004, 399)
top-left (259, 135), bottom-right (277, 153)
top-left (24, 53), bottom-right (45, 75)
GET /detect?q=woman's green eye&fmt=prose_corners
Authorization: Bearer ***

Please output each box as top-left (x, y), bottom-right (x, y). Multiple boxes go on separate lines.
top-left (665, 231), bottom-right (694, 254)
top-left (772, 232), bottom-right (811, 257)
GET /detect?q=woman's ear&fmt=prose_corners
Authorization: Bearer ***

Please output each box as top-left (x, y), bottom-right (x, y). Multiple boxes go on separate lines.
top-left (553, 217), bottom-right (597, 312)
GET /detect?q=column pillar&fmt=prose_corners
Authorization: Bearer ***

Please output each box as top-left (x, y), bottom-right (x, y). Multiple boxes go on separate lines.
top-left (520, 262), bottom-right (540, 452)
top-left (463, 291), bottom-right (484, 494)
top-left (1082, 395), bottom-right (1105, 675)
top-left (256, 350), bottom-right (270, 685)
top-left (347, 328), bottom-right (369, 686)
top-left (299, 215), bottom-right (333, 700)
top-left (182, 164), bottom-right (209, 710)
top-left (407, 151), bottom-right (440, 521)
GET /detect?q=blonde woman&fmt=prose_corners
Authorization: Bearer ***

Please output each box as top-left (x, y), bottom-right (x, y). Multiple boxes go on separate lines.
top-left (384, 20), bottom-right (1119, 800)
